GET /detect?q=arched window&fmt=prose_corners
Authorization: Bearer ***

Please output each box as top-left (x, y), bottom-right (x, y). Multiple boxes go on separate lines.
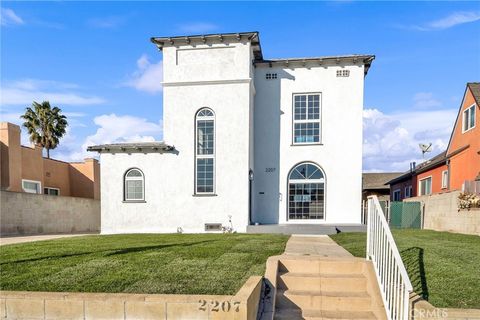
top-left (124, 168), bottom-right (144, 201)
top-left (195, 108), bottom-right (215, 194)
top-left (288, 163), bottom-right (325, 220)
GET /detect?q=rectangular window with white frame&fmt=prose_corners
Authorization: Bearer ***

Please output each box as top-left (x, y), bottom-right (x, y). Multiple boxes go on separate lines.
top-left (419, 177), bottom-right (432, 196)
top-left (463, 104), bottom-right (476, 132)
top-left (44, 187), bottom-right (60, 196)
top-left (293, 93), bottom-right (322, 144)
top-left (405, 185), bottom-right (413, 198)
top-left (393, 189), bottom-right (401, 201)
top-left (22, 179), bottom-right (41, 194)
top-left (441, 170), bottom-right (448, 189)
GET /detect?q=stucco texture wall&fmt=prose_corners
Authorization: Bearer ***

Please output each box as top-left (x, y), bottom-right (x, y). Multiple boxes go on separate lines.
top-left (0, 191), bottom-right (100, 236)
top-left (405, 191), bottom-right (480, 235)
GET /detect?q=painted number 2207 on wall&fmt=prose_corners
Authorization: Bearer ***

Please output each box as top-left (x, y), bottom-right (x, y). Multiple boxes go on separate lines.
top-left (198, 299), bottom-right (241, 313)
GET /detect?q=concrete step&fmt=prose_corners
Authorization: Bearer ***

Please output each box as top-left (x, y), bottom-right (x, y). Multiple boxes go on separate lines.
top-left (276, 289), bottom-right (373, 311)
top-left (278, 259), bottom-right (365, 275)
top-left (278, 272), bottom-right (367, 292)
top-left (274, 308), bottom-right (377, 320)
top-left (246, 224), bottom-right (366, 235)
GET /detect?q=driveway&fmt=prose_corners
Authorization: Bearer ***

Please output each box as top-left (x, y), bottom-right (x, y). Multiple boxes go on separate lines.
top-left (0, 233), bottom-right (97, 246)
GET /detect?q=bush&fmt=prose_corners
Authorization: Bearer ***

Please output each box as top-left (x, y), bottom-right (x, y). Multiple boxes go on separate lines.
top-left (458, 192), bottom-right (480, 210)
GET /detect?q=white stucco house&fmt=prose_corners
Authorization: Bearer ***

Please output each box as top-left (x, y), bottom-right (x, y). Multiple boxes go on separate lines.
top-left (88, 31), bottom-right (375, 234)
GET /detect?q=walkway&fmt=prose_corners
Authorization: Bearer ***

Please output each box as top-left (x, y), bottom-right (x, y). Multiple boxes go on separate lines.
top-left (0, 233), bottom-right (97, 246)
top-left (284, 235), bottom-right (353, 257)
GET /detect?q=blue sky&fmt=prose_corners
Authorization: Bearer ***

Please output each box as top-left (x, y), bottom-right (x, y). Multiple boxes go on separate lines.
top-left (1, 1), bottom-right (479, 171)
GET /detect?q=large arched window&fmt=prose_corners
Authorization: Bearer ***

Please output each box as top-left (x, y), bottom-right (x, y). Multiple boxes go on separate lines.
top-left (288, 163), bottom-right (325, 220)
top-left (195, 108), bottom-right (215, 194)
top-left (124, 168), bottom-right (145, 201)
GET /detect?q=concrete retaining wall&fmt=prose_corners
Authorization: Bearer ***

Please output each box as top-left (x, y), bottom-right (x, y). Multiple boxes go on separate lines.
top-left (405, 191), bottom-right (480, 235)
top-left (0, 276), bottom-right (262, 320)
top-left (0, 191), bottom-right (100, 236)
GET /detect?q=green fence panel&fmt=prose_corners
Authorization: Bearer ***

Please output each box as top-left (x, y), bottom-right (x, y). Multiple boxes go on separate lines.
top-left (389, 201), bottom-right (422, 229)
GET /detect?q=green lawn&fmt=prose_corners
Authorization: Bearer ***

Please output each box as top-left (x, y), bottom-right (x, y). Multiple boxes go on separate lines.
top-left (0, 233), bottom-right (288, 295)
top-left (330, 230), bottom-right (480, 309)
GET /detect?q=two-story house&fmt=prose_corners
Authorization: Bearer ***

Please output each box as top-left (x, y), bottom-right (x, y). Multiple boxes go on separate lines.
top-left (88, 32), bottom-right (374, 233)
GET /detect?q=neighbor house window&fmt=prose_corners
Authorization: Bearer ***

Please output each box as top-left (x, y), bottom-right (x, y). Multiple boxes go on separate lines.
top-left (195, 108), bottom-right (215, 194)
top-left (393, 189), bottom-right (401, 201)
top-left (288, 162), bottom-right (325, 220)
top-left (441, 170), bottom-right (448, 189)
top-left (44, 187), bottom-right (60, 196)
top-left (293, 93), bottom-right (321, 144)
top-left (124, 168), bottom-right (144, 201)
top-left (463, 104), bottom-right (476, 132)
top-left (22, 179), bottom-right (41, 194)
top-left (405, 185), bottom-right (413, 198)
top-left (419, 177), bottom-right (432, 196)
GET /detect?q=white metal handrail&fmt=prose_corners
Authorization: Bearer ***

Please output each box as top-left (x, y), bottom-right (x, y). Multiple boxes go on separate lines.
top-left (367, 195), bottom-right (413, 320)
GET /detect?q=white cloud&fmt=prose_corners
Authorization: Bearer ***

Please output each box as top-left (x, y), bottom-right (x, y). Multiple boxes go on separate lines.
top-left (413, 92), bottom-right (441, 109)
top-left (177, 22), bottom-right (218, 34)
top-left (1, 8), bottom-right (24, 26)
top-left (363, 108), bottom-right (456, 172)
top-left (125, 55), bottom-right (163, 93)
top-left (0, 79), bottom-right (105, 105)
top-left (409, 11), bottom-right (480, 31)
top-left (60, 114), bottom-right (163, 161)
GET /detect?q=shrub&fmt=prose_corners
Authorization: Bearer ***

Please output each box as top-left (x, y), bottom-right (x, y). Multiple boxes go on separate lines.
top-left (458, 192), bottom-right (480, 210)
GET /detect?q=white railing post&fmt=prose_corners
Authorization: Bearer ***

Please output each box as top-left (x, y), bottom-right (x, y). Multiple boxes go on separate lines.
top-left (367, 195), bottom-right (413, 320)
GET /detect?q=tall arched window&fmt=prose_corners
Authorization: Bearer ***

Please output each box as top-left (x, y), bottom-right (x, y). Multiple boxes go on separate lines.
top-left (124, 168), bottom-right (145, 201)
top-left (288, 163), bottom-right (325, 220)
top-left (195, 108), bottom-right (215, 194)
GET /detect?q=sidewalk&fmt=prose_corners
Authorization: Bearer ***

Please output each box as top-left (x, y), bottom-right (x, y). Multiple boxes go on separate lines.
top-left (283, 234), bottom-right (353, 257)
top-left (0, 233), bottom-right (97, 246)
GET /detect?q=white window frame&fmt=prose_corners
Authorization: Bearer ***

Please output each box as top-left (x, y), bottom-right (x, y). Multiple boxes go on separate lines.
top-left (22, 179), bottom-right (41, 194)
top-left (124, 168), bottom-right (145, 202)
top-left (405, 185), bottom-right (413, 198)
top-left (418, 176), bottom-right (432, 196)
top-left (195, 108), bottom-right (215, 195)
top-left (462, 104), bottom-right (476, 133)
top-left (441, 170), bottom-right (448, 189)
top-left (292, 93), bottom-right (322, 145)
top-left (393, 189), bottom-right (401, 201)
top-left (44, 187), bottom-right (60, 196)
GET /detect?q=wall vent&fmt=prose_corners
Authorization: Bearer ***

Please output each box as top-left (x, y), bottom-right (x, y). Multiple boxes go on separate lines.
top-left (266, 73), bottom-right (277, 80)
top-left (205, 223), bottom-right (222, 231)
top-left (336, 69), bottom-right (350, 77)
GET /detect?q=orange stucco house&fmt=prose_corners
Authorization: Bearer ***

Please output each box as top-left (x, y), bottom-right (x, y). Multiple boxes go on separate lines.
top-left (388, 82), bottom-right (479, 200)
top-left (445, 82), bottom-right (480, 191)
top-left (0, 122), bottom-right (100, 199)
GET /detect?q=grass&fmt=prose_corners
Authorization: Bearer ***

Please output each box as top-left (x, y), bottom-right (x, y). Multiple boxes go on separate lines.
top-left (0, 233), bottom-right (288, 295)
top-left (330, 229), bottom-right (480, 309)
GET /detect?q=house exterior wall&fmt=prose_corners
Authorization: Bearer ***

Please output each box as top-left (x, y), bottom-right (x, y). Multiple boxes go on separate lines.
top-left (0, 122), bottom-right (100, 199)
top-left (100, 41), bottom-right (254, 234)
top-left (253, 64), bottom-right (365, 224)
top-left (389, 177), bottom-right (415, 201)
top-left (447, 87), bottom-right (480, 190)
top-left (416, 164), bottom-right (448, 195)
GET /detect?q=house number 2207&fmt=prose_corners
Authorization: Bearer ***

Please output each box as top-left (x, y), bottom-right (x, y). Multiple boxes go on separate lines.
top-left (265, 168), bottom-right (276, 172)
top-left (198, 299), bottom-right (241, 312)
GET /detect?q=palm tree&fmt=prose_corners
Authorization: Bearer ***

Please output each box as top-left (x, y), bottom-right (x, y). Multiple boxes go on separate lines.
top-left (21, 101), bottom-right (68, 158)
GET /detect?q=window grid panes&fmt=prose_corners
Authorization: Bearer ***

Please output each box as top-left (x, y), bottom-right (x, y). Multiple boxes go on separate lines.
top-left (419, 178), bottom-right (432, 196)
top-left (196, 108), bottom-right (215, 194)
top-left (288, 163), bottom-right (325, 220)
top-left (293, 94), bottom-right (321, 144)
top-left (124, 169), bottom-right (144, 201)
top-left (22, 180), bottom-right (40, 194)
top-left (463, 105), bottom-right (476, 132)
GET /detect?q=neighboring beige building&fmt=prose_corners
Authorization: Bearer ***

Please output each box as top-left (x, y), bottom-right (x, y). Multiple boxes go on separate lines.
top-left (0, 122), bottom-right (100, 199)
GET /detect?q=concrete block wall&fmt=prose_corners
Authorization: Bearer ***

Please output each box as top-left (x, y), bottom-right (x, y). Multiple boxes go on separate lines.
top-left (0, 276), bottom-right (262, 319)
top-left (0, 191), bottom-right (100, 236)
top-left (405, 191), bottom-right (480, 235)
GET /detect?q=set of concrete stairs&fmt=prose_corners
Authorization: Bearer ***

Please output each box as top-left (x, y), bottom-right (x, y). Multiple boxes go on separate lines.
top-left (273, 258), bottom-right (386, 320)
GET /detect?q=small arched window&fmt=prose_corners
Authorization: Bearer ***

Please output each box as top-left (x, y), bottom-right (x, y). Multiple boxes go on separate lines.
top-left (288, 162), bottom-right (325, 220)
top-left (195, 108), bottom-right (215, 194)
top-left (124, 168), bottom-right (144, 201)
